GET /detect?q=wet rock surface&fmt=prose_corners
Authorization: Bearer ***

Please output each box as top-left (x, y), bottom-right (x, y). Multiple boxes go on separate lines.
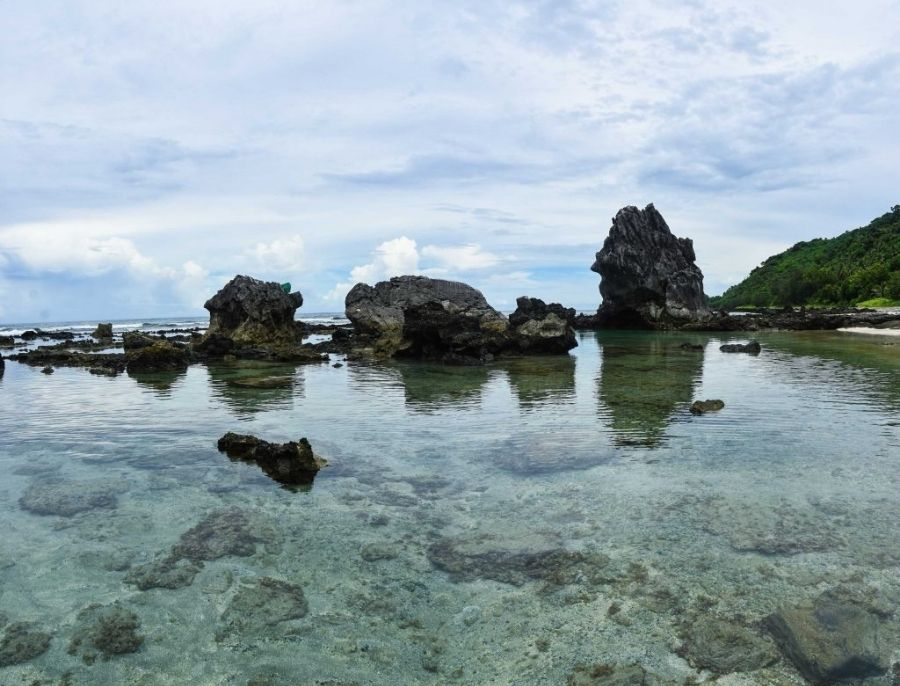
top-left (678, 618), bottom-right (778, 674)
top-left (9, 348), bottom-right (127, 375)
top-left (765, 594), bottom-right (891, 685)
top-left (217, 432), bottom-right (326, 486)
top-left (201, 275), bottom-right (303, 348)
top-left (0, 621), bottom-right (52, 666)
top-left (591, 204), bottom-right (710, 328)
top-left (19, 479), bottom-right (122, 517)
top-left (720, 340), bottom-right (761, 353)
top-left (217, 577), bottom-right (308, 640)
top-left (690, 399), bottom-right (724, 414)
top-left (566, 663), bottom-right (661, 685)
top-left (68, 604), bottom-right (143, 662)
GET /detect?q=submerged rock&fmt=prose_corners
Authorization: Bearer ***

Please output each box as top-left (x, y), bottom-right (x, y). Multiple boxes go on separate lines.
top-left (690, 399), bottom-right (724, 414)
top-left (508, 297), bottom-right (577, 353)
top-left (19, 479), bottom-right (121, 517)
top-left (217, 577), bottom-right (308, 640)
top-left (720, 341), bottom-right (761, 354)
top-left (591, 204), bottom-right (710, 328)
top-left (92, 323), bottom-right (113, 339)
top-left (765, 594), bottom-right (890, 684)
top-left (346, 276), bottom-right (576, 361)
top-left (567, 663), bottom-right (653, 685)
top-left (68, 604), bottom-right (143, 663)
top-left (678, 618), bottom-right (778, 674)
top-left (201, 275), bottom-right (303, 348)
top-left (217, 432), bottom-right (326, 486)
top-left (428, 538), bottom-right (609, 587)
top-left (41, 365), bottom-right (54, 374)
top-left (126, 508), bottom-right (277, 591)
top-left (0, 622), bottom-right (52, 667)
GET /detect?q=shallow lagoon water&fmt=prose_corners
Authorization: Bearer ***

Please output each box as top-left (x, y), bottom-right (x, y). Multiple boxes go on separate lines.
top-left (1, 330), bottom-right (898, 685)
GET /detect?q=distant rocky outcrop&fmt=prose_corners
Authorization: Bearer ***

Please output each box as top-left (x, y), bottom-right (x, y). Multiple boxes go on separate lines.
top-left (591, 204), bottom-right (711, 328)
top-left (92, 323), bottom-right (113, 339)
top-left (345, 276), bottom-right (576, 361)
top-left (201, 275), bottom-right (302, 348)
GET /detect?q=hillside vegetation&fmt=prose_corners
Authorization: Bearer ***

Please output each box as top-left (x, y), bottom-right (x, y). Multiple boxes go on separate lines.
top-left (709, 207), bottom-right (900, 309)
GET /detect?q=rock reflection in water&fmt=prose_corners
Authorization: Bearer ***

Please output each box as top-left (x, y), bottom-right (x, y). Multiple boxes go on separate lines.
top-left (596, 332), bottom-right (703, 447)
top-left (206, 361), bottom-right (303, 415)
top-left (389, 361), bottom-right (492, 411)
top-left (500, 355), bottom-right (576, 409)
top-left (127, 368), bottom-right (187, 396)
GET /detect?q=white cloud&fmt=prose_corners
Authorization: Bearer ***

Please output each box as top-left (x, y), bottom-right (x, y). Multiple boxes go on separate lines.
top-left (421, 243), bottom-right (501, 270)
top-left (251, 234), bottom-right (306, 273)
top-left (325, 236), bottom-right (421, 302)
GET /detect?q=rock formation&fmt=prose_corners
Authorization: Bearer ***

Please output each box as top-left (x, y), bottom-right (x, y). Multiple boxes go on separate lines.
top-left (720, 341), bottom-right (761, 354)
top-left (201, 275), bottom-right (303, 348)
top-left (125, 340), bottom-right (191, 372)
top-left (217, 432), bottom-right (326, 486)
top-left (508, 297), bottom-right (577, 354)
top-left (345, 276), bottom-right (577, 361)
top-left (592, 204), bottom-right (710, 328)
top-left (345, 276), bottom-right (511, 361)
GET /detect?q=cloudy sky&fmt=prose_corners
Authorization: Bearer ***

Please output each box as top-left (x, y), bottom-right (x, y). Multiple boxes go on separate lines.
top-left (2, 0), bottom-right (898, 322)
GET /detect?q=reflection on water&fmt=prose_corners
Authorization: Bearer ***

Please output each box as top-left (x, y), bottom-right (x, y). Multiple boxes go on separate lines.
top-left (596, 331), bottom-right (704, 447)
top-left (0, 331), bottom-right (898, 685)
top-left (205, 361), bottom-right (303, 416)
top-left (127, 368), bottom-right (188, 395)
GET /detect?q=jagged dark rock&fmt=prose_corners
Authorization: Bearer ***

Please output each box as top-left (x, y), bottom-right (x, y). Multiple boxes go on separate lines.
top-left (122, 331), bottom-right (160, 351)
top-left (92, 323), bottom-right (113, 339)
top-left (345, 276), bottom-right (576, 361)
top-left (9, 348), bottom-right (127, 375)
top-left (217, 432), bottom-right (326, 486)
top-left (720, 341), bottom-right (761, 354)
top-left (200, 275), bottom-right (303, 349)
top-left (0, 335), bottom-right (14, 348)
top-left (591, 204), bottom-right (711, 328)
top-left (508, 297), bottom-right (577, 354)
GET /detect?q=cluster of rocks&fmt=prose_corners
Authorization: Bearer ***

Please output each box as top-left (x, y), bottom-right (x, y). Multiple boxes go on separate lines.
top-left (345, 276), bottom-right (576, 362)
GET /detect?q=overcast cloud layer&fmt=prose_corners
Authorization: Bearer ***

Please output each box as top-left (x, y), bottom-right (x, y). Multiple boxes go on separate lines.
top-left (2, 0), bottom-right (898, 322)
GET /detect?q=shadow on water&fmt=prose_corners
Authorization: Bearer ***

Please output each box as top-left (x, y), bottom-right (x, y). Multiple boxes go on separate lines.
top-left (205, 360), bottom-right (304, 416)
top-left (596, 331), bottom-right (704, 447)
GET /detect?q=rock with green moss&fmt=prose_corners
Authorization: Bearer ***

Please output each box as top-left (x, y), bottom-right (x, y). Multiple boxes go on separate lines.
top-left (678, 617), bottom-right (778, 674)
top-left (126, 340), bottom-right (190, 372)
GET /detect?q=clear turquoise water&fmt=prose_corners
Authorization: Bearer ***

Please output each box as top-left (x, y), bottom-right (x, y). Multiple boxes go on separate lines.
top-left (0, 330), bottom-right (898, 684)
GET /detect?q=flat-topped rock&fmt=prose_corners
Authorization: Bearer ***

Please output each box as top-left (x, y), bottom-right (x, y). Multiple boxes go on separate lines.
top-left (592, 204), bottom-right (710, 328)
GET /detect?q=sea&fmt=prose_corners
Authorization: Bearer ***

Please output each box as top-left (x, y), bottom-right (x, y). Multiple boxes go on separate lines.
top-left (0, 319), bottom-right (898, 684)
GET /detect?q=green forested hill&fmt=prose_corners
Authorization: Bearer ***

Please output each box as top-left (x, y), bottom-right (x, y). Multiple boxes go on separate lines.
top-left (709, 206), bottom-right (900, 309)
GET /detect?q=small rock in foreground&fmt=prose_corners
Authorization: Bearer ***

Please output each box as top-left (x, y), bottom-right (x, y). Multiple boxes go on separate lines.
top-left (68, 604), bottom-right (143, 663)
top-left (690, 399), bottom-right (724, 414)
top-left (217, 432), bottom-right (326, 486)
top-left (720, 341), bottom-right (761, 354)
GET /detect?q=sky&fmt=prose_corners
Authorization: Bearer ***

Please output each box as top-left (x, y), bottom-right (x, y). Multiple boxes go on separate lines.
top-left (1, 0), bottom-right (899, 322)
